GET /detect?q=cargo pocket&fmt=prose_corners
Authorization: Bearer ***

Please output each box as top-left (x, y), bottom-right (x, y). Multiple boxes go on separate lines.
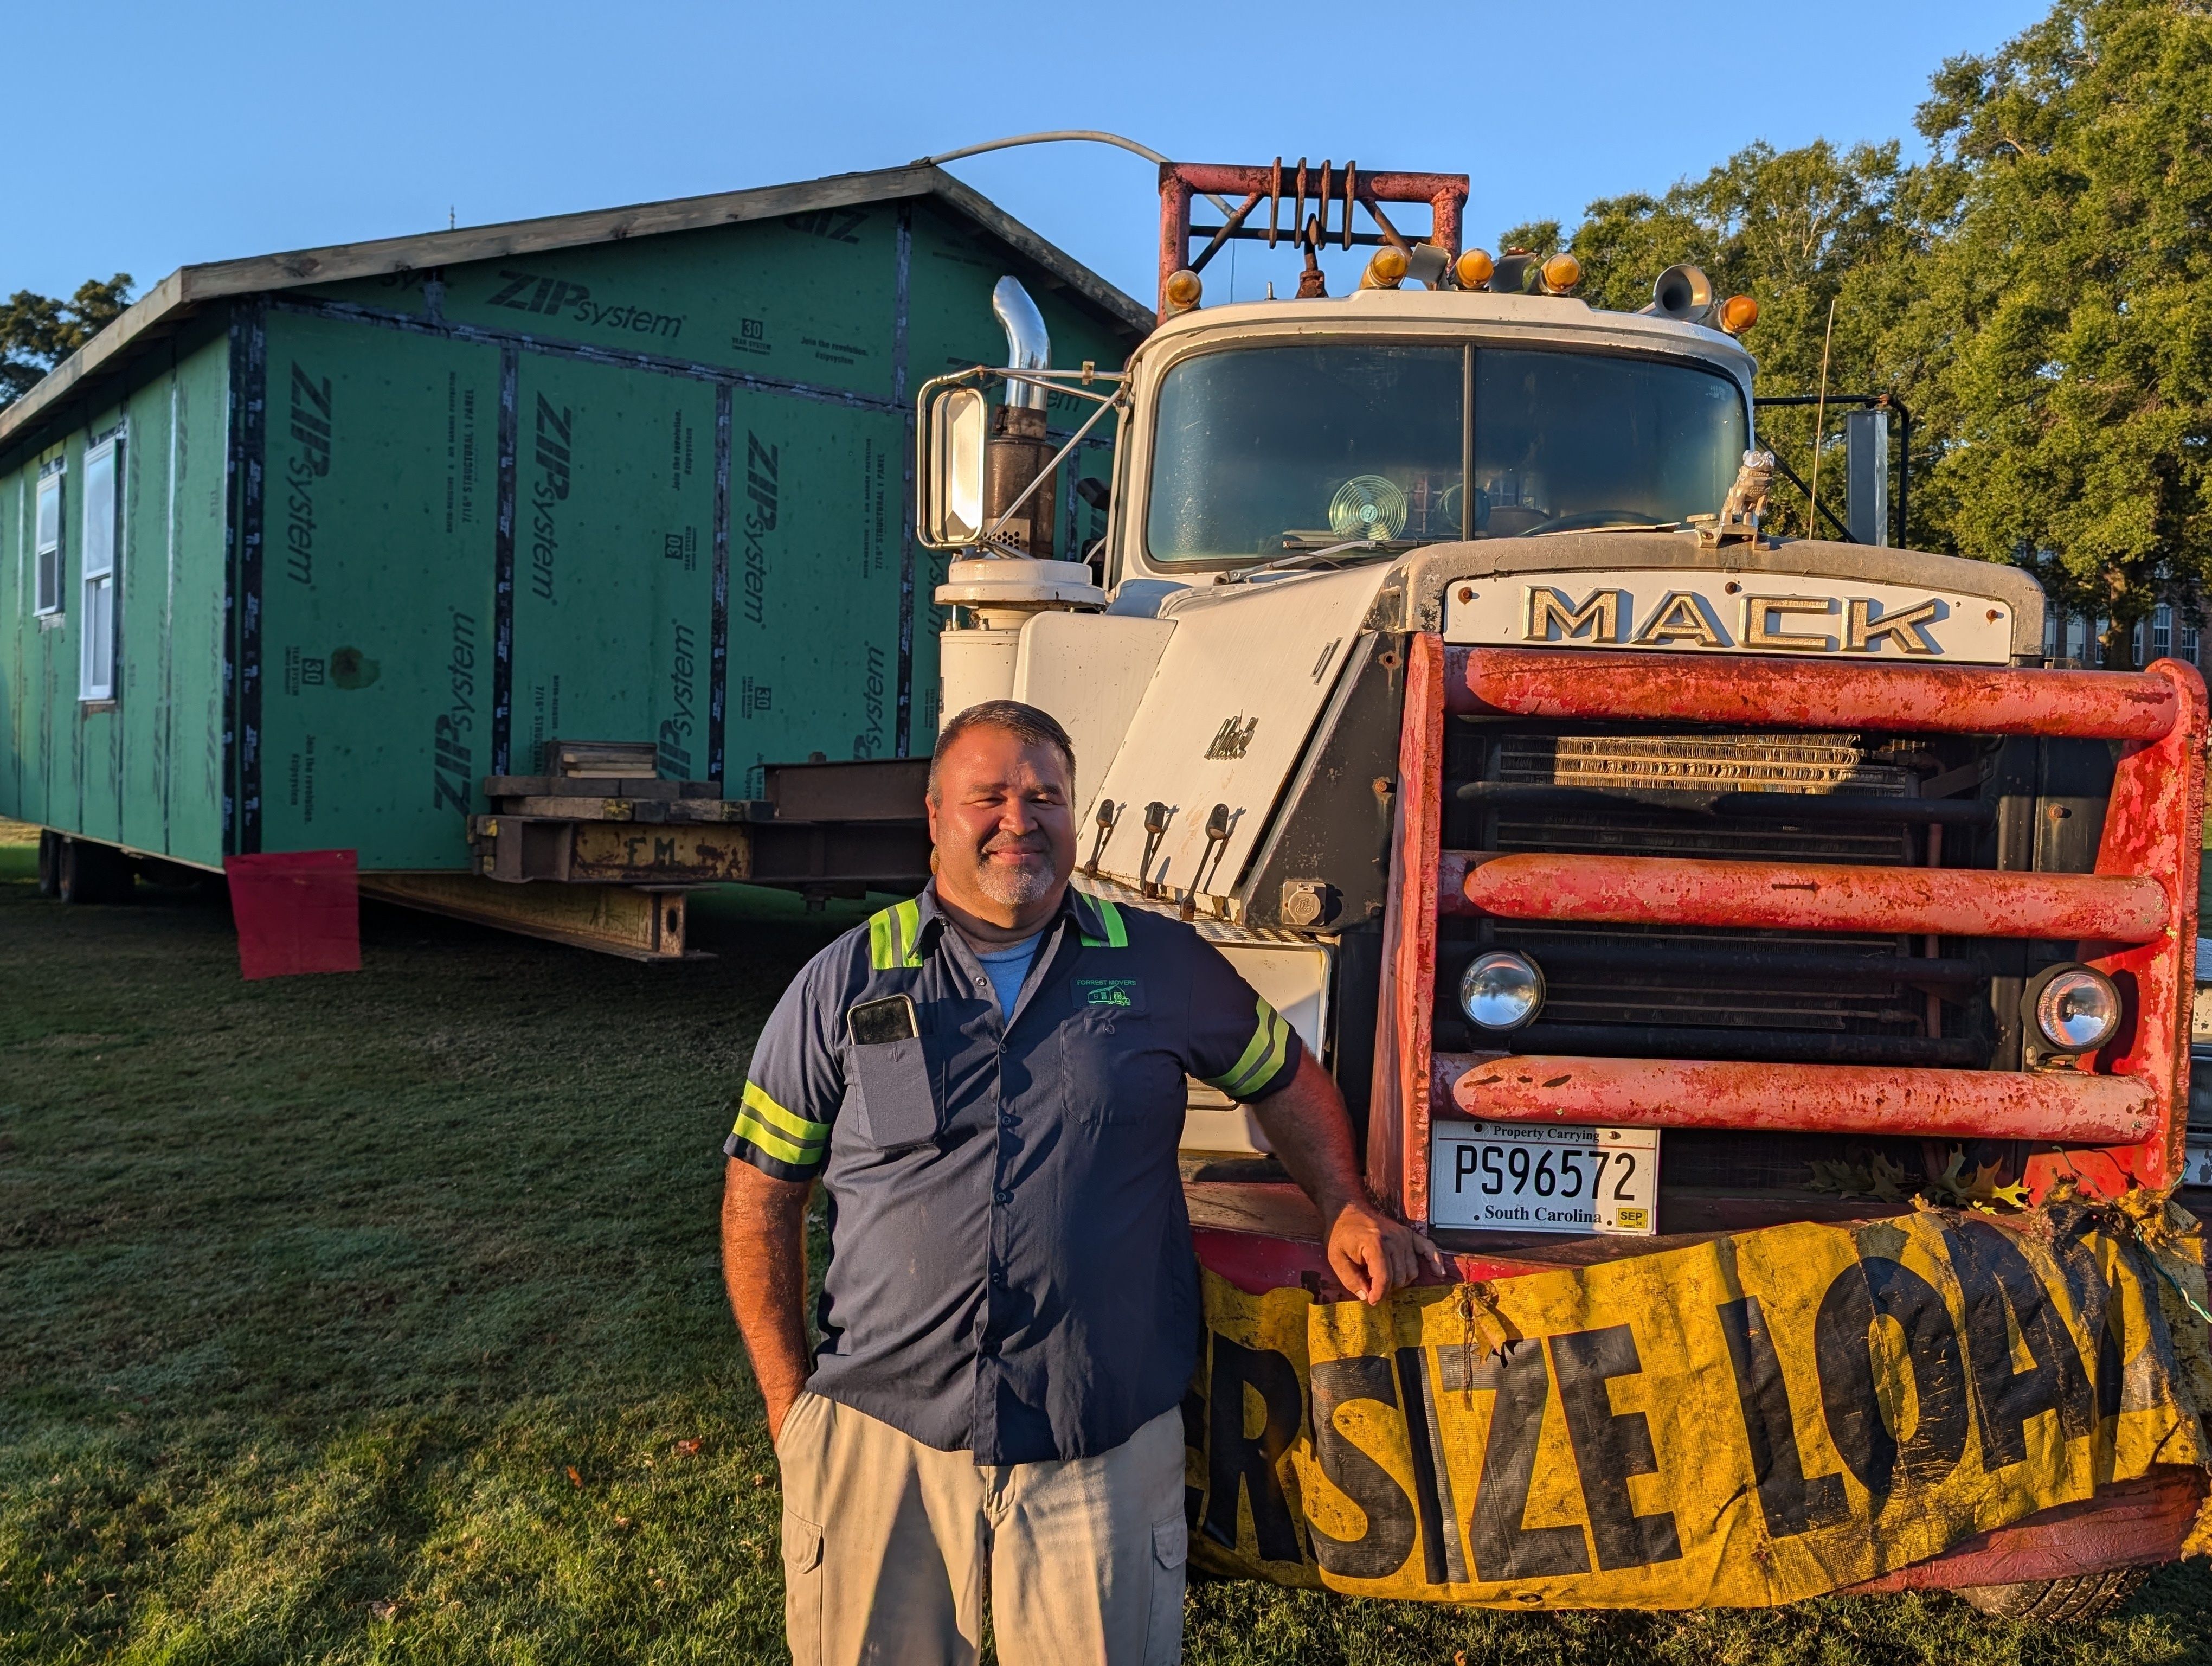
top-left (1143, 1511), bottom-right (1187, 1665)
top-left (781, 1510), bottom-right (825, 1666)
top-left (850, 1035), bottom-right (938, 1148)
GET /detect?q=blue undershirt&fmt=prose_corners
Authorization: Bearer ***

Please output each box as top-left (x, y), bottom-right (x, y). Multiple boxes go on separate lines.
top-left (973, 932), bottom-right (1043, 1018)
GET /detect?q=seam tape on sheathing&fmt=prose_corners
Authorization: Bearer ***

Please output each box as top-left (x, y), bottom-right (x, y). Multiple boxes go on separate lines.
top-left (1184, 1201), bottom-right (2212, 1607)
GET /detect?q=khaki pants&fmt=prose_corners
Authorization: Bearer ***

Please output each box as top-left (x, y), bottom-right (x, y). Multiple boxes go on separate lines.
top-left (775, 1393), bottom-right (1187, 1666)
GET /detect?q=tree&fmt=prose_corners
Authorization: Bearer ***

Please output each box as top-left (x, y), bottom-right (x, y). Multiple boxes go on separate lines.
top-left (0, 275), bottom-right (134, 409)
top-left (1560, 140), bottom-right (1945, 540)
top-left (1901, 0), bottom-right (2212, 667)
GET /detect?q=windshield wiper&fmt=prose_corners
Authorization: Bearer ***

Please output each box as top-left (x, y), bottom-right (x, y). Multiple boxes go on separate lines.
top-left (1515, 516), bottom-right (1688, 538)
top-left (1220, 533), bottom-right (1476, 583)
top-left (1219, 538), bottom-right (1400, 584)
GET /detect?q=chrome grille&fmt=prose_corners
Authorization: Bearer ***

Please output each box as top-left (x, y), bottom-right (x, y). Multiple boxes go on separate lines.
top-left (1491, 924), bottom-right (1924, 1034)
top-left (1446, 728), bottom-right (1966, 1061)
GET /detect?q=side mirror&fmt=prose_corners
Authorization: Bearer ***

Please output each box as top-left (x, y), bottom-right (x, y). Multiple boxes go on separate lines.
top-left (923, 385), bottom-right (988, 547)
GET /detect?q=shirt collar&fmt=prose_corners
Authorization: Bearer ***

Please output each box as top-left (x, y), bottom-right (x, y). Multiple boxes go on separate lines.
top-left (913, 880), bottom-right (1101, 956)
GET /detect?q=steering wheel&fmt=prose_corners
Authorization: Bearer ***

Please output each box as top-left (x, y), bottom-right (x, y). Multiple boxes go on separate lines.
top-left (1513, 509), bottom-right (1667, 536)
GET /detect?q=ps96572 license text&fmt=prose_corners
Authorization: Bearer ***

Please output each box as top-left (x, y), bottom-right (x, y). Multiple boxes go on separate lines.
top-left (1428, 1120), bottom-right (1661, 1236)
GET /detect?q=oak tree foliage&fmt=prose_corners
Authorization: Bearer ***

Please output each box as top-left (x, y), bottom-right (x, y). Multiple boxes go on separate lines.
top-left (1543, 0), bottom-right (2209, 664)
top-left (1, 275), bottom-right (134, 409)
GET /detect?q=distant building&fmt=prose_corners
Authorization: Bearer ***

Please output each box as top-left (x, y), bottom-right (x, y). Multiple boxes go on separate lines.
top-left (2044, 604), bottom-right (2203, 670)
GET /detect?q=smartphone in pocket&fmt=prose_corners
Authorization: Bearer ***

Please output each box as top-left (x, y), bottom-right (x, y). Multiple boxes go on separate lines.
top-left (848, 994), bottom-right (919, 1046)
top-left (847, 995), bottom-right (934, 1147)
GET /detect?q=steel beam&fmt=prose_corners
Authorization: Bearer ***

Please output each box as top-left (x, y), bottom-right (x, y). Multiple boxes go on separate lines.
top-left (359, 873), bottom-right (696, 961)
top-left (1445, 646), bottom-right (2180, 741)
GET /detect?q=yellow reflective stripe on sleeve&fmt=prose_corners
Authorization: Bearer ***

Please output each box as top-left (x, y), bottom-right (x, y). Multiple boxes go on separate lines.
top-left (731, 1109), bottom-right (820, 1168)
top-left (730, 1082), bottom-right (828, 1168)
top-left (1208, 999), bottom-right (1293, 1100)
top-left (1079, 896), bottom-right (1128, 949)
top-left (741, 1080), bottom-right (828, 1148)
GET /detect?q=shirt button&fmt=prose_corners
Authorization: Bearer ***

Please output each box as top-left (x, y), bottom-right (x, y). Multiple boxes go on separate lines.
top-left (975, 977), bottom-right (989, 990)
top-left (1000, 1114), bottom-right (1017, 1129)
top-left (994, 1188), bottom-right (1013, 1206)
top-left (992, 1268), bottom-right (1007, 1287)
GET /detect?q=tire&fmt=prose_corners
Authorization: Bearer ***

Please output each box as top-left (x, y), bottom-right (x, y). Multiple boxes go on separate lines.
top-left (56, 838), bottom-right (133, 906)
top-left (1958, 1565), bottom-right (2152, 1622)
top-left (36, 830), bottom-right (61, 898)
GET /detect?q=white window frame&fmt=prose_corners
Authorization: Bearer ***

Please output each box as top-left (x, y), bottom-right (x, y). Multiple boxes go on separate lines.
top-left (80, 435), bottom-right (121, 701)
top-left (33, 464), bottom-right (63, 618)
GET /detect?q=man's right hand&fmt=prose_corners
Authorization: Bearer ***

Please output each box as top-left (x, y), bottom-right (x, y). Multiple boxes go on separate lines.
top-left (722, 1158), bottom-right (816, 1451)
top-left (765, 1387), bottom-right (801, 1447)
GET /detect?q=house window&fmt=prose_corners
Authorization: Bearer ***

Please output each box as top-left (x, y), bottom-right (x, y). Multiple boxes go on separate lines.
top-left (2186, 621), bottom-right (2202, 664)
top-left (2154, 605), bottom-right (2172, 660)
top-left (34, 466), bottom-right (63, 617)
top-left (80, 437), bottom-right (120, 701)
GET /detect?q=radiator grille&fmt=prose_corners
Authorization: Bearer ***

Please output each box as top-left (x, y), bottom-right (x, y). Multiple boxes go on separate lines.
top-left (1445, 727), bottom-right (1970, 1061)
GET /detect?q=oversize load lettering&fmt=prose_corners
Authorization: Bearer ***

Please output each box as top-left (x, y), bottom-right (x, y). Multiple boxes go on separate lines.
top-left (1185, 1204), bottom-right (2212, 1607)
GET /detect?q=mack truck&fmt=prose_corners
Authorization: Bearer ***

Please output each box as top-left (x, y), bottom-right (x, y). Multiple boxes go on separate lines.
top-left (907, 158), bottom-right (2212, 1617)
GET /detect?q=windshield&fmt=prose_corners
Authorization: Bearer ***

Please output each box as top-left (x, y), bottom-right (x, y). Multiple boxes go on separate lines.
top-left (1144, 343), bottom-right (1748, 563)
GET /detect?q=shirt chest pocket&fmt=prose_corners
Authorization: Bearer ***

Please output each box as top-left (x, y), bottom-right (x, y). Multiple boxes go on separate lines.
top-left (1058, 985), bottom-right (1181, 1127)
top-left (847, 1031), bottom-right (941, 1150)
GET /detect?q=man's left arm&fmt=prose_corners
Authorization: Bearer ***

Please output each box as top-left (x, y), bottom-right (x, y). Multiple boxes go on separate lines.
top-left (1246, 1050), bottom-right (1448, 1303)
top-left (1181, 944), bottom-right (1444, 1303)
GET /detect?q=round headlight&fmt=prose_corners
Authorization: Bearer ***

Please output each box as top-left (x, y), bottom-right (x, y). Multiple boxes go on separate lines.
top-left (1460, 949), bottom-right (1545, 1033)
top-left (2027, 965), bottom-right (2121, 1053)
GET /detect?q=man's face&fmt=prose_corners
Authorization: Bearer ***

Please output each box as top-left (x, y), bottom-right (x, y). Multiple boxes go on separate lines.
top-left (926, 726), bottom-right (1077, 922)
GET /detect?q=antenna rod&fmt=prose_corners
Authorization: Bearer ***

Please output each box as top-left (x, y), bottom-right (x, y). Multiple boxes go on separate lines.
top-left (1807, 297), bottom-right (1838, 539)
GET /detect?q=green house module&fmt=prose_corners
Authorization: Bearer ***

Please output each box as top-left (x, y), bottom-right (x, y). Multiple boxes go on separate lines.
top-left (0, 166), bottom-right (1146, 951)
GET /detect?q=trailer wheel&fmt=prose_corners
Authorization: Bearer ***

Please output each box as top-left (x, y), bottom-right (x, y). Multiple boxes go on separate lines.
top-left (36, 830), bottom-right (62, 898)
top-left (1957, 1566), bottom-right (2152, 1622)
top-left (56, 839), bottom-right (134, 905)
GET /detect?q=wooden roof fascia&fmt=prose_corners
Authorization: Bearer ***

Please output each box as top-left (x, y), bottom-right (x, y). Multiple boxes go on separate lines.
top-left (0, 165), bottom-right (1152, 457)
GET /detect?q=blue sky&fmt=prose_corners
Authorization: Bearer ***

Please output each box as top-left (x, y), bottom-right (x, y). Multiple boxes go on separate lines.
top-left (4, 0), bottom-right (2045, 311)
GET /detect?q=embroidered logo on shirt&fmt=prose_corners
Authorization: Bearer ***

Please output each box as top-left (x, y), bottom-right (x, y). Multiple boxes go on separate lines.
top-left (1075, 978), bottom-right (1143, 1010)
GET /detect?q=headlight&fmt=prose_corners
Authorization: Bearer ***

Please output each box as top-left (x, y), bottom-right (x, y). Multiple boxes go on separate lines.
top-left (2024, 964), bottom-right (2121, 1054)
top-left (1460, 949), bottom-right (1545, 1033)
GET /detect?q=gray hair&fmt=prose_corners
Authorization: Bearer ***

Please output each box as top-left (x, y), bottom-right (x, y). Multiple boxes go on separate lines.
top-left (927, 700), bottom-right (1076, 803)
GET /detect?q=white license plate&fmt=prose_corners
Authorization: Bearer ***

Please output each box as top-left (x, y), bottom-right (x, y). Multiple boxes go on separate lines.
top-left (1429, 1120), bottom-right (1661, 1236)
top-left (2186, 1140), bottom-right (2212, 1188)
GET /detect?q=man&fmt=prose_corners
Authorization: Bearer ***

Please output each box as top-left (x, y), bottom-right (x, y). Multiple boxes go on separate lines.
top-left (722, 700), bottom-right (1436, 1666)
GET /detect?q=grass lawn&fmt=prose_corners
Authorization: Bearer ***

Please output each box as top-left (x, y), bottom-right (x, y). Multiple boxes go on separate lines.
top-left (2, 828), bottom-right (2208, 1664)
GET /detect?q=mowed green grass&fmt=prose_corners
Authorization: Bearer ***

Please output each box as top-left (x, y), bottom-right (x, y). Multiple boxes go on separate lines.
top-left (1, 821), bottom-right (2208, 1665)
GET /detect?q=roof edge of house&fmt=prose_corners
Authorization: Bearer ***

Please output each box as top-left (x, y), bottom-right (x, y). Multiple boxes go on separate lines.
top-left (1, 163), bottom-right (1153, 457)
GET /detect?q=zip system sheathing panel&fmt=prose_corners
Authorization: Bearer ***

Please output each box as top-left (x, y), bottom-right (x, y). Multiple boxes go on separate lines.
top-left (203, 203), bottom-right (1131, 869)
top-left (1376, 640), bottom-right (2208, 1223)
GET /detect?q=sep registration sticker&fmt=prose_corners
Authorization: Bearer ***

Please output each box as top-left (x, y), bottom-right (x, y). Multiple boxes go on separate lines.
top-left (1429, 1120), bottom-right (1660, 1236)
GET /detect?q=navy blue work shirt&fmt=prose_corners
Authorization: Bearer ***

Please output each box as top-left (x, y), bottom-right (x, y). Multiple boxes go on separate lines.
top-left (726, 883), bottom-right (1301, 1463)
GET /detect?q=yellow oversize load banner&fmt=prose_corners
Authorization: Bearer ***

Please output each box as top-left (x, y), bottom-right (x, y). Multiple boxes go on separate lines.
top-left (1188, 1202), bottom-right (2212, 1607)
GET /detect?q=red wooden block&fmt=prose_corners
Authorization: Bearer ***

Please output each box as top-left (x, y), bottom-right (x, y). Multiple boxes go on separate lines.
top-left (224, 850), bottom-right (362, 979)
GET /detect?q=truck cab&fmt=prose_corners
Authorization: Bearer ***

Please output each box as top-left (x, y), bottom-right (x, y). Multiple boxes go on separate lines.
top-left (915, 160), bottom-right (2210, 1609)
